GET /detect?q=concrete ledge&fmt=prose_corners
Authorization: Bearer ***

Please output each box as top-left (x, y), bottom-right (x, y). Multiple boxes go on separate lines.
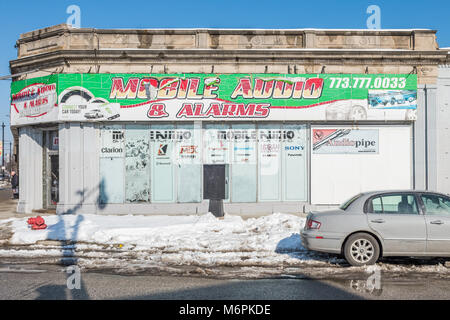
top-left (14, 24), bottom-right (440, 60)
top-left (53, 201), bottom-right (338, 216)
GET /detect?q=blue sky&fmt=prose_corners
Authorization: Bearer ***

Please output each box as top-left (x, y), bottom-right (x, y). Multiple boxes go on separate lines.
top-left (0, 0), bottom-right (448, 144)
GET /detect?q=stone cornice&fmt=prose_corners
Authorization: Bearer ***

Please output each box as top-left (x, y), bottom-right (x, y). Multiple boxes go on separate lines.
top-left (10, 25), bottom-right (444, 84)
top-left (10, 48), bottom-right (447, 71)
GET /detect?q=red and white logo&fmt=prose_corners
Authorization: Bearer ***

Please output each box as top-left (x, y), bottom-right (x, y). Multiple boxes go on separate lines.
top-left (11, 83), bottom-right (57, 118)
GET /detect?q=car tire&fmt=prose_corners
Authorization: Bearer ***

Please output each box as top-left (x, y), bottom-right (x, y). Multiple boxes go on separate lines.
top-left (344, 233), bottom-right (380, 266)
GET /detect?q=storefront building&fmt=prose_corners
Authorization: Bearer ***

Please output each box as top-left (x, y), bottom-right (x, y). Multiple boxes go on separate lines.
top-left (9, 25), bottom-right (447, 215)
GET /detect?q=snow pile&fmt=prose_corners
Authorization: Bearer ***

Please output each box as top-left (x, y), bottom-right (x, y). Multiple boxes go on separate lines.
top-left (2, 213), bottom-right (450, 278)
top-left (0, 213), bottom-right (335, 274)
top-left (5, 213), bottom-right (304, 252)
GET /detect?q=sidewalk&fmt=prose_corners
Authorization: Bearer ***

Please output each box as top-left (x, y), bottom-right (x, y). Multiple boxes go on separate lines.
top-left (0, 186), bottom-right (58, 220)
top-left (0, 185), bottom-right (20, 219)
top-left (0, 185), bottom-right (307, 220)
top-left (0, 211), bottom-right (316, 276)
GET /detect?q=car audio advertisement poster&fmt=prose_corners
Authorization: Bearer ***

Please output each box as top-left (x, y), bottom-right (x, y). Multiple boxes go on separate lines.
top-left (10, 73), bottom-right (417, 125)
top-left (312, 128), bottom-right (379, 154)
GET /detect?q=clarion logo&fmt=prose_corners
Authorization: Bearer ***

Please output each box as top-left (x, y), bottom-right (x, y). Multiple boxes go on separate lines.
top-left (101, 147), bottom-right (123, 153)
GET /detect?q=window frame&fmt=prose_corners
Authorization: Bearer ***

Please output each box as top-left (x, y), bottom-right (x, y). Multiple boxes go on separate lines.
top-left (364, 192), bottom-right (423, 215)
top-left (339, 193), bottom-right (363, 211)
top-left (417, 192), bottom-right (450, 217)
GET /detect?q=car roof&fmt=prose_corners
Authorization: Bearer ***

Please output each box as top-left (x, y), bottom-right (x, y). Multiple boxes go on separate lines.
top-left (343, 190), bottom-right (450, 213)
top-left (360, 189), bottom-right (450, 197)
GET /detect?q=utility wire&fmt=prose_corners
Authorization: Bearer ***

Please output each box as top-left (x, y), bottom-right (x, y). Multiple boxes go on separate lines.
top-left (0, 68), bottom-right (41, 80)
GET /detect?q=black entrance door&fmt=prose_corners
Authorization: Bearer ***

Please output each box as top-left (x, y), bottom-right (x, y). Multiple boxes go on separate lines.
top-left (49, 154), bottom-right (59, 205)
top-left (44, 130), bottom-right (59, 209)
top-left (203, 164), bottom-right (226, 200)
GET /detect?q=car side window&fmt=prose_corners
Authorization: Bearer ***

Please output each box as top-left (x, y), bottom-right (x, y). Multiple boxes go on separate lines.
top-left (371, 197), bottom-right (383, 213)
top-left (369, 194), bottom-right (418, 214)
top-left (421, 194), bottom-right (450, 216)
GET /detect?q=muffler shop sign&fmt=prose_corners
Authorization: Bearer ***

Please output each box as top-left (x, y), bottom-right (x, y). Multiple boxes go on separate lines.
top-left (312, 129), bottom-right (379, 154)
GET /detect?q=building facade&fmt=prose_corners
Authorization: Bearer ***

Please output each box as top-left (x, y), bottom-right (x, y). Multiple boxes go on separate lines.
top-left (9, 25), bottom-right (448, 215)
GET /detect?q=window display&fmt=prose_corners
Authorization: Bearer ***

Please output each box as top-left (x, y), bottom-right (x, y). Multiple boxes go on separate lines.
top-left (151, 124), bottom-right (176, 202)
top-left (231, 123), bottom-right (257, 203)
top-left (282, 124), bottom-right (307, 201)
top-left (125, 125), bottom-right (150, 202)
top-left (258, 124), bottom-right (282, 201)
top-left (100, 125), bottom-right (125, 204)
top-left (99, 122), bottom-right (309, 205)
top-left (203, 123), bottom-right (230, 200)
top-left (176, 123), bottom-right (202, 203)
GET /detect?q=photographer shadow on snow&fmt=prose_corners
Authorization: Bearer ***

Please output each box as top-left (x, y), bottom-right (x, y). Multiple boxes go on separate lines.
top-left (36, 212), bottom-right (90, 300)
top-left (35, 182), bottom-right (105, 300)
top-left (275, 233), bottom-right (347, 266)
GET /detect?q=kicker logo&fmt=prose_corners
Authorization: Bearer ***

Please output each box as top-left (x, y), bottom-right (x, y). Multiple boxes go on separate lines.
top-left (158, 144), bottom-right (168, 156)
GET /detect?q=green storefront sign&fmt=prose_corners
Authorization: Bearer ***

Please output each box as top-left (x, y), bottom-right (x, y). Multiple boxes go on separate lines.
top-left (10, 73), bottom-right (418, 124)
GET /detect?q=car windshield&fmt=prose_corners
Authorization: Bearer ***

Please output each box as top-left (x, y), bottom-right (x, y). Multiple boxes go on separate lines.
top-left (339, 193), bottom-right (363, 211)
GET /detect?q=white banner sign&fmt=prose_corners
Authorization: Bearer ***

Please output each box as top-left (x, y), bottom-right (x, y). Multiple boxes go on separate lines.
top-left (312, 128), bottom-right (379, 154)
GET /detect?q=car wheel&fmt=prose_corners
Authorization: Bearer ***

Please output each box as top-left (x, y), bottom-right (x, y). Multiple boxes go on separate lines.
top-left (349, 106), bottom-right (367, 120)
top-left (344, 233), bottom-right (380, 266)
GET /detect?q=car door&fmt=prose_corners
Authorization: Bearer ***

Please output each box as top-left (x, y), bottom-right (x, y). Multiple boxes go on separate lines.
top-left (419, 193), bottom-right (450, 255)
top-left (366, 193), bottom-right (426, 255)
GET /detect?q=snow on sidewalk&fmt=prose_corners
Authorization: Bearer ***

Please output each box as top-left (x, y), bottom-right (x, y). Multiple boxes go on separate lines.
top-left (3, 213), bottom-right (303, 251)
top-left (2, 213), bottom-right (449, 278)
top-left (0, 213), bottom-right (334, 269)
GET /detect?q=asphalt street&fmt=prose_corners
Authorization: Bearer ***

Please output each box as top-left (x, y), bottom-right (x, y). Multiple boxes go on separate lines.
top-left (0, 263), bottom-right (450, 300)
top-left (2, 187), bottom-right (450, 300)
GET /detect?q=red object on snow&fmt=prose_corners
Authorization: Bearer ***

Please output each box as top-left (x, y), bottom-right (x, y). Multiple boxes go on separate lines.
top-left (27, 216), bottom-right (47, 230)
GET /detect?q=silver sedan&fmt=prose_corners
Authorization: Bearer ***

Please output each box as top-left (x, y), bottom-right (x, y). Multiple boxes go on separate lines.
top-left (300, 190), bottom-right (450, 266)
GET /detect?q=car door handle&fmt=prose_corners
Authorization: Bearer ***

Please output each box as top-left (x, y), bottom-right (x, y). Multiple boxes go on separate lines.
top-left (371, 219), bottom-right (385, 223)
top-left (430, 220), bottom-right (444, 225)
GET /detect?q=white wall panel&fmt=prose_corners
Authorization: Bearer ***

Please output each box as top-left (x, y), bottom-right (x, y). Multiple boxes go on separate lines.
top-left (311, 125), bottom-right (412, 205)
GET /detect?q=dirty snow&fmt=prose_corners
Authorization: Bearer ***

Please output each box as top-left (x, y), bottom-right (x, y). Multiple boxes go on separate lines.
top-left (1, 213), bottom-right (449, 278)
top-left (0, 213), bottom-right (340, 277)
top-left (5, 213), bottom-right (303, 251)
